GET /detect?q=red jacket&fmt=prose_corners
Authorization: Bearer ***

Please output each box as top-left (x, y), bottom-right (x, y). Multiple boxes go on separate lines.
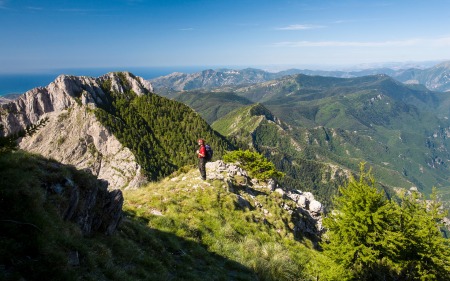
top-left (198, 145), bottom-right (206, 158)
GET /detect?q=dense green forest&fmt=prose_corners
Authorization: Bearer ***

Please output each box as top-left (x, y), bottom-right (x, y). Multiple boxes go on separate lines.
top-left (93, 75), bottom-right (234, 180)
top-left (212, 104), bottom-right (350, 208)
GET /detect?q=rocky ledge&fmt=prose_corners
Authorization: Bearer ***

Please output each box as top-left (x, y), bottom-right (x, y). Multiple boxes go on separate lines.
top-left (171, 160), bottom-right (324, 241)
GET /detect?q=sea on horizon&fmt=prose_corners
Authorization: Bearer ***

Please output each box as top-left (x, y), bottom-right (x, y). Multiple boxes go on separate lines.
top-left (0, 66), bottom-right (210, 97)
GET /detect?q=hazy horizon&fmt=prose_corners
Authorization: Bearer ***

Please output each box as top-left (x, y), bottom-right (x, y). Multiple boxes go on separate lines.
top-left (0, 59), bottom-right (446, 97)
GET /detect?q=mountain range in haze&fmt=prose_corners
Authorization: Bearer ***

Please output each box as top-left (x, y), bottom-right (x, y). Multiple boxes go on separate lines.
top-left (150, 60), bottom-right (450, 95)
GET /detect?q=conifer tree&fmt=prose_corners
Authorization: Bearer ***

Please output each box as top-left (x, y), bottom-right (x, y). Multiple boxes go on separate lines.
top-left (223, 150), bottom-right (284, 181)
top-left (397, 189), bottom-right (450, 280)
top-left (322, 163), bottom-right (450, 280)
top-left (322, 163), bottom-right (401, 280)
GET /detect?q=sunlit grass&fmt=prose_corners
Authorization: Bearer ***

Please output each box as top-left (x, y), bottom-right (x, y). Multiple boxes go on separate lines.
top-left (123, 168), bottom-right (314, 280)
top-left (2, 151), bottom-right (332, 280)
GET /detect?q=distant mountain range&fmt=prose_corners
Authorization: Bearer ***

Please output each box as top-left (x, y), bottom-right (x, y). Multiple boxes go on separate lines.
top-left (150, 61), bottom-right (450, 93)
top-left (165, 72), bottom-right (450, 206)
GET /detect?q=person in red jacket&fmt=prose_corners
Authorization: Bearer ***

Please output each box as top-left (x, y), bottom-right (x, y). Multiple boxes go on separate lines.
top-left (197, 138), bottom-right (207, 180)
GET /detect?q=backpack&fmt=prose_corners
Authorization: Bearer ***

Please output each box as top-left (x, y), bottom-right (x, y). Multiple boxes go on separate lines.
top-left (205, 144), bottom-right (213, 162)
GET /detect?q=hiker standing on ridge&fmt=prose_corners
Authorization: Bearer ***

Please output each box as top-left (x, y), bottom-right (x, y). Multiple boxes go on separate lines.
top-left (196, 138), bottom-right (207, 180)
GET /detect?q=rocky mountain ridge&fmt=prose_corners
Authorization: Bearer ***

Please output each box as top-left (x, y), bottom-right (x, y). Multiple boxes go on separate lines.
top-left (150, 68), bottom-right (276, 93)
top-left (0, 72), bottom-right (152, 190)
top-left (1, 150), bottom-right (124, 248)
top-left (150, 60), bottom-right (450, 93)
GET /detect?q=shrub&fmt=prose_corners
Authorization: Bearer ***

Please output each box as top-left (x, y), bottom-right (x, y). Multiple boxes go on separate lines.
top-left (223, 150), bottom-right (284, 181)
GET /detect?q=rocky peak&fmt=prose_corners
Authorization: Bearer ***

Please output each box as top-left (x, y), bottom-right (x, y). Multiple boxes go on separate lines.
top-left (0, 72), bottom-right (152, 190)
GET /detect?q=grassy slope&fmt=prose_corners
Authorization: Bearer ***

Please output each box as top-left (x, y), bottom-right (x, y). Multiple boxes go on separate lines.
top-left (1, 151), bottom-right (344, 280)
top-left (174, 91), bottom-right (253, 124)
top-left (0, 151), bottom-right (251, 280)
top-left (123, 168), bottom-right (315, 281)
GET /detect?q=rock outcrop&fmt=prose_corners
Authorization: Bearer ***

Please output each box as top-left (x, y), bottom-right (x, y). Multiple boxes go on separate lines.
top-left (0, 72), bottom-right (151, 190)
top-left (205, 160), bottom-right (324, 240)
top-left (45, 169), bottom-right (124, 236)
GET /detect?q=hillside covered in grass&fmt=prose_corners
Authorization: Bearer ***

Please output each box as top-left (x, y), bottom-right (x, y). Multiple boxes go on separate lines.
top-left (3, 149), bottom-right (450, 280)
top-left (0, 150), bottom-right (338, 280)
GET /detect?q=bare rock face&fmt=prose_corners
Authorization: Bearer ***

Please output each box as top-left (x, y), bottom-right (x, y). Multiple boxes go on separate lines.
top-left (39, 160), bottom-right (124, 236)
top-left (19, 106), bottom-right (146, 190)
top-left (0, 72), bottom-right (152, 190)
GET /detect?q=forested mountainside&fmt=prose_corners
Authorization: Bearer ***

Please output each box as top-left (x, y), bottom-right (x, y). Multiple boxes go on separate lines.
top-left (174, 91), bottom-right (253, 124)
top-left (150, 60), bottom-right (450, 93)
top-left (173, 73), bottom-right (450, 204)
top-left (0, 72), bottom-right (233, 189)
top-left (212, 103), bottom-right (349, 208)
top-left (93, 77), bottom-right (233, 181)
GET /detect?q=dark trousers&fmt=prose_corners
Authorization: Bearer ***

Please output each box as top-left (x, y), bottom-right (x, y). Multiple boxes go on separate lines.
top-left (198, 157), bottom-right (206, 179)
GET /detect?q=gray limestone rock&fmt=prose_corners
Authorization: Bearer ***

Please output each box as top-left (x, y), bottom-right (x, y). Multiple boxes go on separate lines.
top-left (0, 72), bottom-right (151, 190)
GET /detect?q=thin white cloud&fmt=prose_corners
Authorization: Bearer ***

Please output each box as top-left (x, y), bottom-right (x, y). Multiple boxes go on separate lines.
top-left (274, 38), bottom-right (425, 47)
top-left (432, 36), bottom-right (450, 46)
top-left (0, 0), bottom-right (7, 9)
top-left (332, 19), bottom-right (358, 24)
top-left (276, 24), bottom-right (325, 30)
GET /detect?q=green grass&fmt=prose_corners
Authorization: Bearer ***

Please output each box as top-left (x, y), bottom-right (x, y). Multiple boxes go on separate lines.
top-left (123, 169), bottom-right (316, 280)
top-left (2, 150), bottom-right (348, 280)
top-left (0, 151), bottom-right (256, 280)
top-left (212, 104), bottom-right (266, 136)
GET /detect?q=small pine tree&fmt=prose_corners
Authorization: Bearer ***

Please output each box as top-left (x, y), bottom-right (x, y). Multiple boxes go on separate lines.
top-left (396, 188), bottom-right (450, 280)
top-left (322, 163), bottom-right (401, 280)
top-left (322, 163), bottom-right (450, 280)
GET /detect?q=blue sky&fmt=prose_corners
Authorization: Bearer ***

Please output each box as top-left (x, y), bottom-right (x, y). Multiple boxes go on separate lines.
top-left (1, 0), bottom-right (450, 73)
